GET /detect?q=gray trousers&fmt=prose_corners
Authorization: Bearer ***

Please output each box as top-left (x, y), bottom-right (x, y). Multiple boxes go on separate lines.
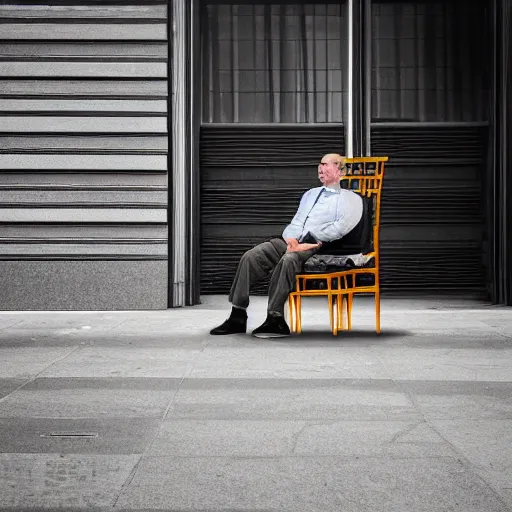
top-left (228, 238), bottom-right (319, 315)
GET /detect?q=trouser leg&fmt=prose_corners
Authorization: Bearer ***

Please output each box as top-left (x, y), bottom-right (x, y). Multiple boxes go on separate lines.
top-left (267, 247), bottom-right (319, 315)
top-left (229, 238), bottom-right (287, 309)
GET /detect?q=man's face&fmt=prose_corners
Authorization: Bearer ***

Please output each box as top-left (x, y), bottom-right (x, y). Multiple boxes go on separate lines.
top-left (318, 157), bottom-right (342, 186)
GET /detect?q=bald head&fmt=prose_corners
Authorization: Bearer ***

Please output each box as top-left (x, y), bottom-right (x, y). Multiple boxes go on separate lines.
top-left (318, 153), bottom-right (346, 187)
top-left (322, 153), bottom-right (346, 170)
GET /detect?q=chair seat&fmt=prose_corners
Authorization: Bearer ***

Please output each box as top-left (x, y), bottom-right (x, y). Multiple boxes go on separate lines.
top-left (302, 254), bottom-right (375, 274)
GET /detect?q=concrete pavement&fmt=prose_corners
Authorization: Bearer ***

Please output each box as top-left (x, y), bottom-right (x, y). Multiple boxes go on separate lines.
top-left (0, 295), bottom-right (511, 511)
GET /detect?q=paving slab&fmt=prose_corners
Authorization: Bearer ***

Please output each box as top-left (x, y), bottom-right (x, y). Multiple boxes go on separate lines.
top-left (0, 377), bottom-right (179, 419)
top-left (188, 346), bottom-right (390, 379)
top-left (0, 453), bottom-right (138, 510)
top-left (372, 346), bottom-right (512, 381)
top-left (168, 378), bottom-right (421, 421)
top-left (398, 380), bottom-right (512, 419)
top-left (292, 420), bottom-right (455, 458)
top-left (37, 347), bottom-right (202, 378)
top-left (431, 419), bottom-right (512, 507)
top-left (115, 456), bottom-right (508, 512)
top-left (147, 419), bottom-right (307, 457)
top-left (148, 419), bottom-right (454, 459)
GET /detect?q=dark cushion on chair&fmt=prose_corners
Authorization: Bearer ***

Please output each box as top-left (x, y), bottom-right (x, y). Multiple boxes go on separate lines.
top-left (317, 196), bottom-right (373, 256)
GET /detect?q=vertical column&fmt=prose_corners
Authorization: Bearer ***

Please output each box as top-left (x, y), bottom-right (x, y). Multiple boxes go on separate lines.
top-left (188, 0), bottom-right (201, 306)
top-left (363, 0), bottom-right (372, 156)
top-left (347, 0), bottom-right (371, 157)
top-left (488, 0), bottom-right (512, 305)
top-left (170, 0), bottom-right (200, 307)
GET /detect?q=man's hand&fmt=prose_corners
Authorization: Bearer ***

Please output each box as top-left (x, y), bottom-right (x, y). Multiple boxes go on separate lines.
top-left (284, 237), bottom-right (299, 251)
top-left (286, 242), bottom-right (320, 253)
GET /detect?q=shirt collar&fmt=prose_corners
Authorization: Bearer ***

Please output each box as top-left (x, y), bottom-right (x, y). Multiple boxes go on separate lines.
top-left (322, 182), bottom-right (342, 194)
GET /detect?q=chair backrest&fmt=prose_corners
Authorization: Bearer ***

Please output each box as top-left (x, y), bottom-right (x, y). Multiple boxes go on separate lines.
top-left (339, 157), bottom-right (388, 256)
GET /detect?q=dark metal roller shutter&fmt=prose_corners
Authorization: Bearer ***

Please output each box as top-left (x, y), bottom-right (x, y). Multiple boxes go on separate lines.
top-left (0, 1), bottom-right (169, 310)
top-left (371, 124), bottom-right (487, 297)
top-left (201, 124), bottom-right (487, 298)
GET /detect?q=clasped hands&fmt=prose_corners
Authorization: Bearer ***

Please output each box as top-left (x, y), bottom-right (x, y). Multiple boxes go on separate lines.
top-left (284, 237), bottom-right (320, 253)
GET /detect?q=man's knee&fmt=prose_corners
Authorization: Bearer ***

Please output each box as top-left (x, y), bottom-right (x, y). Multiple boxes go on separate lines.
top-left (241, 242), bottom-right (265, 261)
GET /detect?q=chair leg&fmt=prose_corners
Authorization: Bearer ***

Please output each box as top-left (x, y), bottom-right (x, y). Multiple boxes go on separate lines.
top-left (328, 294), bottom-right (335, 334)
top-left (331, 294), bottom-right (338, 335)
top-left (347, 293), bottom-right (353, 331)
top-left (287, 296), bottom-right (295, 333)
top-left (297, 295), bottom-right (302, 334)
top-left (337, 293), bottom-right (343, 331)
top-left (375, 290), bottom-right (381, 334)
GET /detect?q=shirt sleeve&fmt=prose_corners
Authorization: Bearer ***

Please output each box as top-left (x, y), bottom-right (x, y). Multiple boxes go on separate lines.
top-left (282, 190), bottom-right (311, 239)
top-left (309, 221), bottom-right (346, 242)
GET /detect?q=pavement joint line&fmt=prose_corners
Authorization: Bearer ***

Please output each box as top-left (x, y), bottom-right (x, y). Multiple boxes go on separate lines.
top-left (426, 421), bottom-right (512, 512)
top-left (109, 454), bottom-right (481, 461)
top-left (0, 344), bottom-right (80, 405)
top-left (0, 319), bottom-right (24, 330)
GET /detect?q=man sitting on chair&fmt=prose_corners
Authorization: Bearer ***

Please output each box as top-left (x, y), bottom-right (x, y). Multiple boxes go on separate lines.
top-left (210, 153), bottom-right (363, 338)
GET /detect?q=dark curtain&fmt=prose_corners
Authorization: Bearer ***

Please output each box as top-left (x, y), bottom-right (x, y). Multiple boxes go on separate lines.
top-left (486, 0), bottom-right (512, 305)
top-left (372, 0), bottom-right (488, 122)
top-left (201, 3), bottom-right (347, 123)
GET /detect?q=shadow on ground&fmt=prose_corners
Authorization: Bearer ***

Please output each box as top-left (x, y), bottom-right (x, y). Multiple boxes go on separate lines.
top-left (278, 329), bottom-right (412, 342)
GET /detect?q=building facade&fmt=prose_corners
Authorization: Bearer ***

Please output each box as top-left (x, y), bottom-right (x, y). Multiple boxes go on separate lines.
top-left (0, 0), bottom-right (510, 310)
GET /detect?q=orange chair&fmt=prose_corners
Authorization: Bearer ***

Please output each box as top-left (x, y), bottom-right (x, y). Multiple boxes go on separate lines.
top-left (288, 156), bottom-right (388, 334)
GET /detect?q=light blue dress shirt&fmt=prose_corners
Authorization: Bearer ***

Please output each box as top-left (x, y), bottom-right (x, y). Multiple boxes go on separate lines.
top-left (282, 184), bottom-right (363, 242)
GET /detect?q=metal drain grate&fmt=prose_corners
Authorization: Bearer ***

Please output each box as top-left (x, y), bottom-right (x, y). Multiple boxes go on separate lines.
top-left (40, 432), bottom-right (98, 438)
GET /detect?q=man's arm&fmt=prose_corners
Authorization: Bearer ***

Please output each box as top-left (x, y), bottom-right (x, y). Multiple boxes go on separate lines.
top-left (309, 194), bottom-right (363, 242)
top-left (308, 220), bottom-right (347, 242)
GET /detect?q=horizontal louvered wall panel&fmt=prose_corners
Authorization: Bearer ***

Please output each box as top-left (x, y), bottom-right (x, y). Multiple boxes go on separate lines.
top-left (0, 42), bottom-right (167, 57)
top-left (0, 99), bottom-right (166, 111)
top-left (0, 1), bottom-right (169, 309)
top-left (0, 224), bottom-right (167, 238)
top-left (200, 124), bottom-right (486, 297)
top-left (0, 154), bottom-right (166, 170)
top-left (0, 135), bottom-right (168, 151)
top-left (0, 5), bottom-right (167, 18)
top-left (0, 63), bottom-right (166, 77)
top-left (0, 172), bottom-right (167, 186)
top-left (0, 243), bottom-right (166, 258)
top-left (0, 80), bottom-right (167, 97)
top-left (371, 125), bottom-right (487, 164)
top-left (379, 242), bottom-right (485, 290)
top-left (2, 117), bottom-right (167, 132)
top-left (0, 23), bottom-right (167, 40)
top-left (0, 208), bottom-right (166, 223)
top-left (200, 126), bottom-right (345, 166)
top-left (0, 190), bottom-right (166, 202)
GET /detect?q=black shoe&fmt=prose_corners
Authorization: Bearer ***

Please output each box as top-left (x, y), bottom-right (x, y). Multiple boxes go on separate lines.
top-left (210, 307), bottom-right (247, 335)
top-left (252, 314), bottom-right (290, 338)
